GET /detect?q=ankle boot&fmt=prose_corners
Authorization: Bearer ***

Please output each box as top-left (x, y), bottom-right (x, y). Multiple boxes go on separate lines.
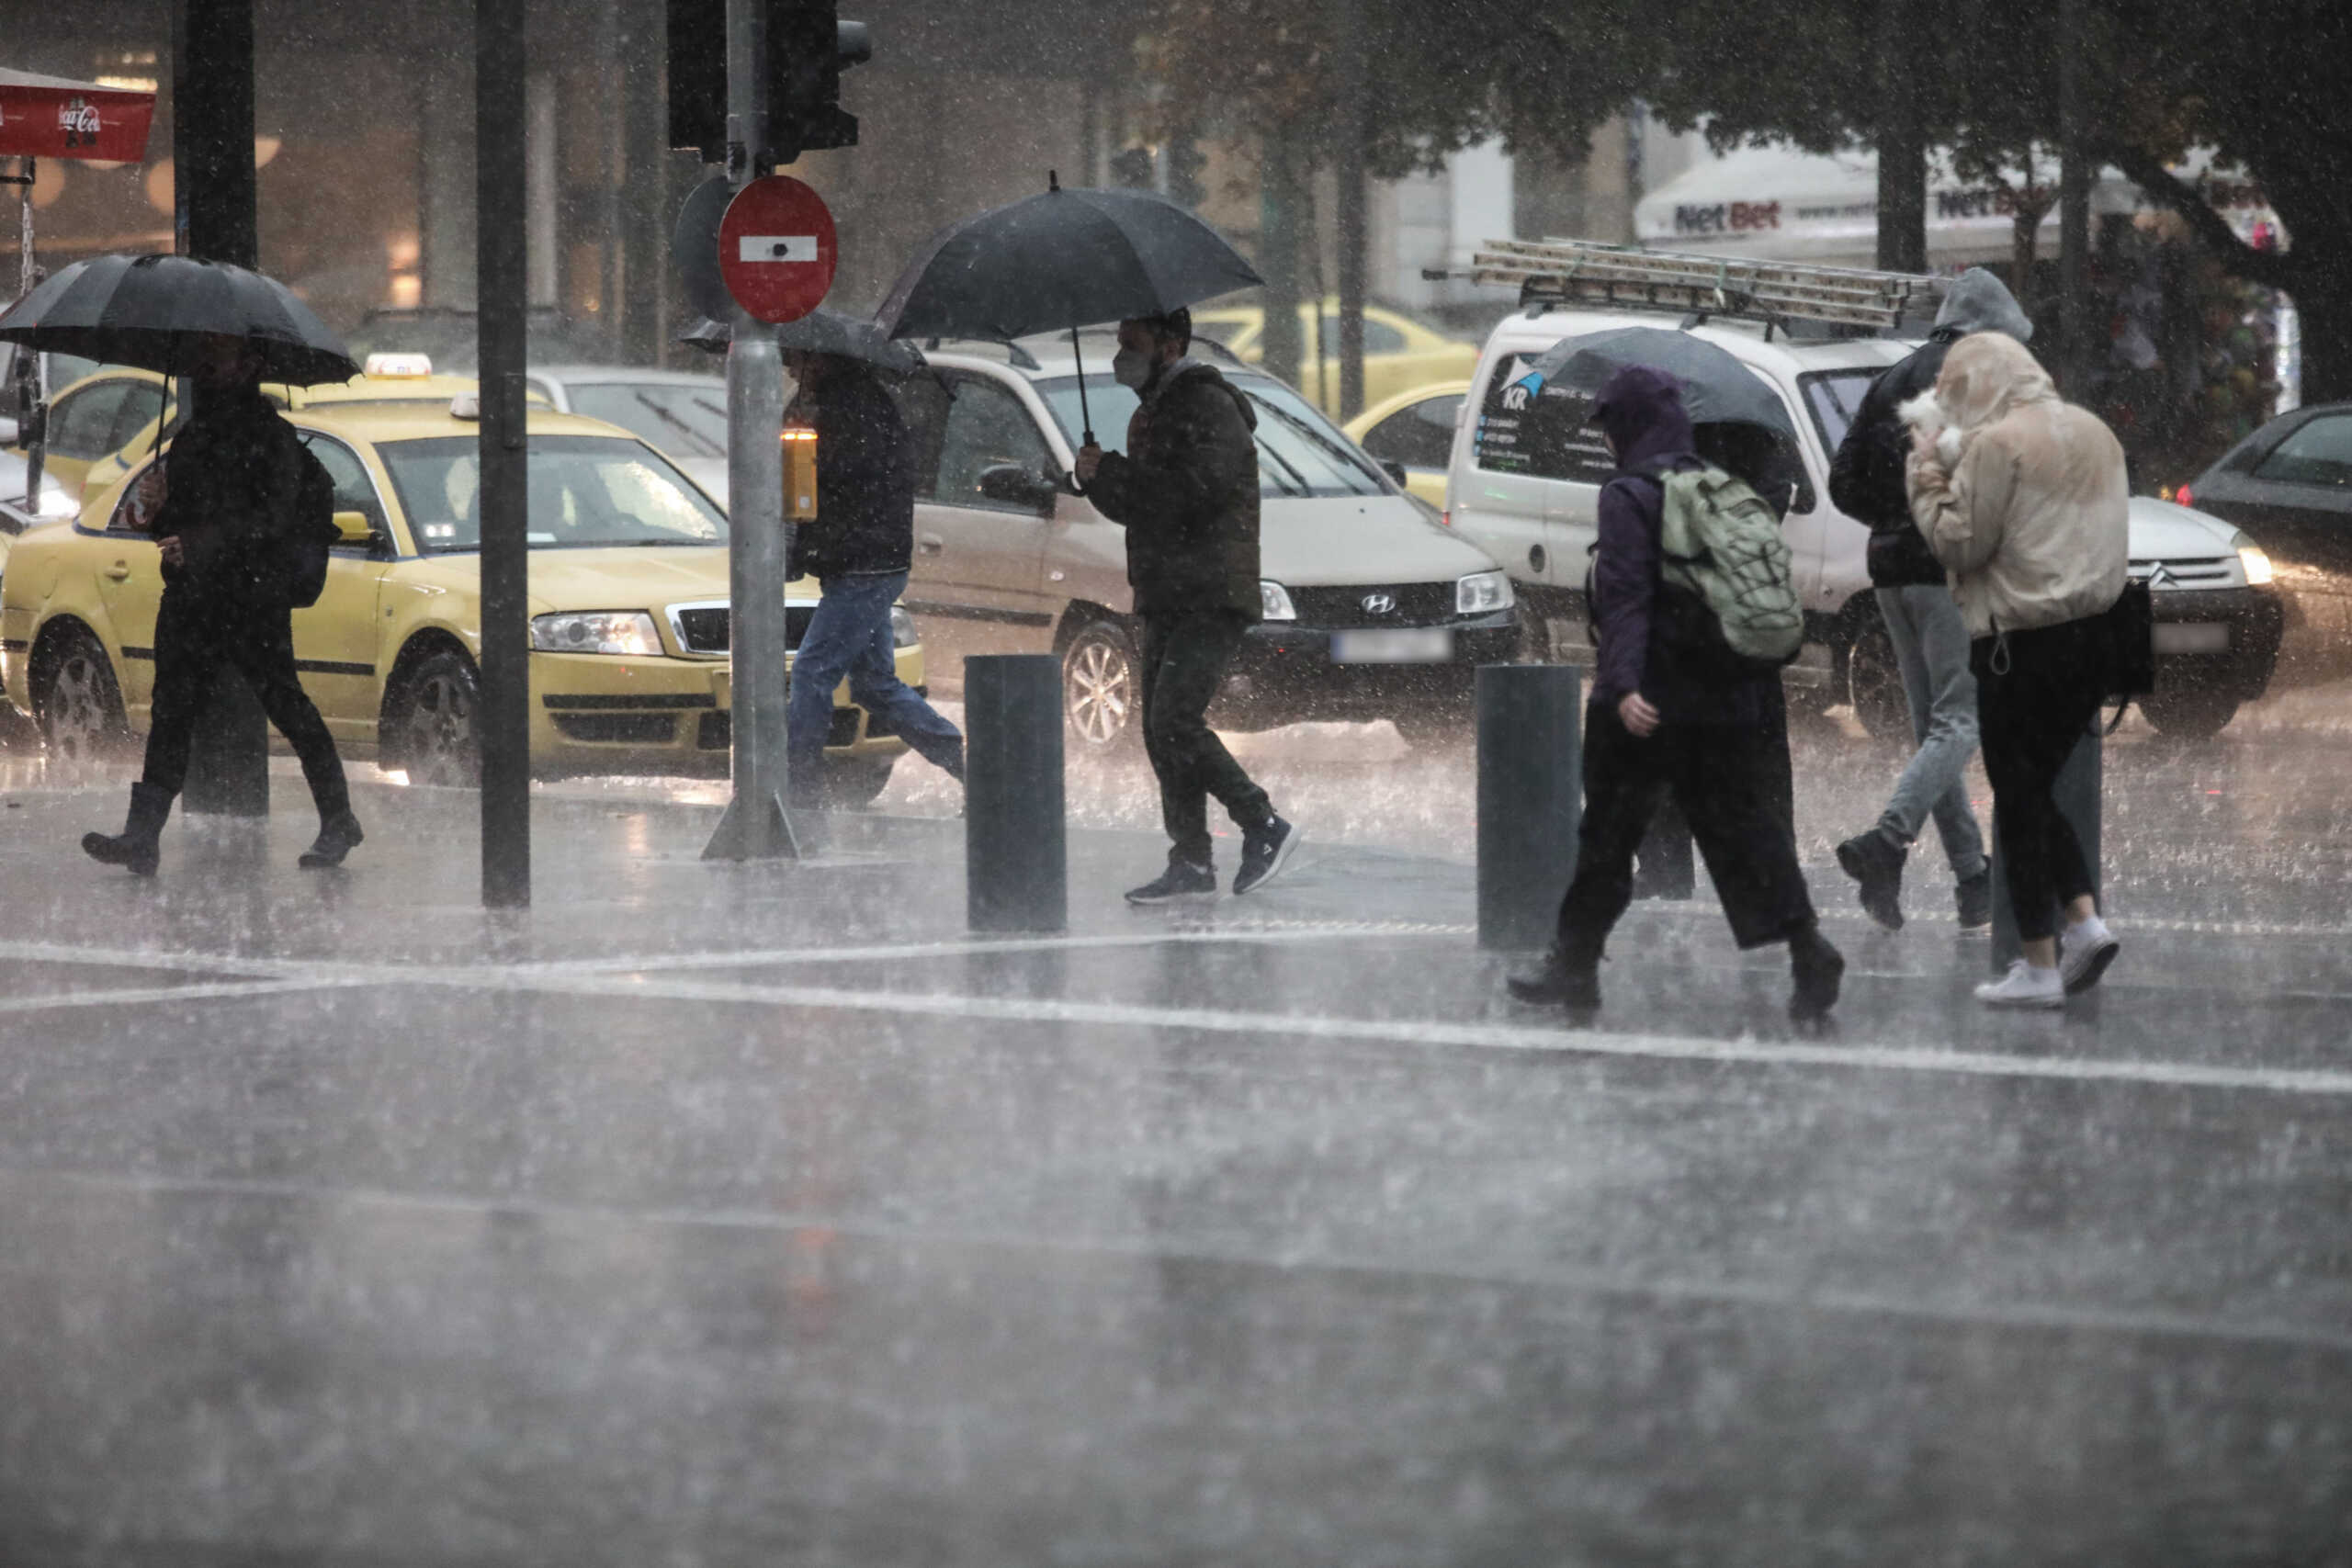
top-left (1787, 921), bottom-right (1846, 1021)
top-left (82, 782), bottom-right (174, 877)
top-left (299, 806), bottom-right (366, 869)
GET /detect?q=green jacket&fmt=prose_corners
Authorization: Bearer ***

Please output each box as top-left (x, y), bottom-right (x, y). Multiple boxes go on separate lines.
top-left (1087, 361), bottom-right (1261, 621)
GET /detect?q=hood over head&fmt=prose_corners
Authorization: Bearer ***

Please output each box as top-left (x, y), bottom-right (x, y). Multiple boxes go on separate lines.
top-left (1150, 355), bottom-right (1257, 431)
top-left (1934, 330), bottom-right (2058, 438)
top-left (1591, 364), bottom-right (1695, 474)
top-left (1933, 266), bottom-right (2034, 343)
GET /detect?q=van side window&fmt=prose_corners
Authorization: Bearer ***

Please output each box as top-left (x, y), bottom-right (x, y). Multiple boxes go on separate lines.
top-left (1472, 356), bottom-right (1614, 484)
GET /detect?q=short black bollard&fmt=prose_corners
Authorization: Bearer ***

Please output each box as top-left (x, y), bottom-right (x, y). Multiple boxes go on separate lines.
top-left (1477, 664), bottom-right (1581, 951)
top-left (1990, 727), bottom-right (2101, 970)
top-left (966, 653), bottom-right (1067, 933)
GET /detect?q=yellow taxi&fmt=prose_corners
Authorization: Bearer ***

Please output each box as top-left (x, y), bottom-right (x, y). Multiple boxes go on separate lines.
top-left (1189, 299), bottom-right (1477, 417)
top-left (0, 396), bottom-right (919, 799)
top-left (1342, 379), bottom-right (1469, 510)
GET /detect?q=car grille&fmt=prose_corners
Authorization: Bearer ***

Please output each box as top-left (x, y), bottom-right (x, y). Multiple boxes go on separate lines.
top-left (2131, 557), bottom-right (2235, 590)
top-left (1287, 582), bottom-right (1456, 628)
top-left (670, 604), bottom-right (816, 654)
top-left (551, 712), bottom-right (678, 745)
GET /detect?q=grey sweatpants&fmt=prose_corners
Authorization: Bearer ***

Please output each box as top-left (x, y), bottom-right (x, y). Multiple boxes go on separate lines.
top-left (1875, 584), bottom-right (1988, 882)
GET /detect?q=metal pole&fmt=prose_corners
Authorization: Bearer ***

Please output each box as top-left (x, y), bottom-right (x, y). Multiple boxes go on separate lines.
top-left (966, 654), bottom-right (1066, 933)
top-left (2057, 0), bottom-right (2092, 399)
top-left (1333, 0), bottom-right (1368, 422)
top-left (1990, 729), bottom-right (2101, 971)
top-left (1872, 0), bottom-right (1928, 275)
top-left (1477, 664), bottom-right (1581, 951)
top-left (477, 0), bottom-right (531, 908)
top-left (702, 0), bottom-right (797, 860)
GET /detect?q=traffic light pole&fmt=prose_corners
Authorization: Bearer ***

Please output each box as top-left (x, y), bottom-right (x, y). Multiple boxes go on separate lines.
top-left (703, 0), bottom-right (799, 861)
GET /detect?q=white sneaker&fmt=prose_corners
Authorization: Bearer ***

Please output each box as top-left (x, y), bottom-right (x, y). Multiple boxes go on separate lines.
top-left (2060, 914), bottom-right (2120, 995)
top-left (1975, 960), bottom-right (2065, 1010)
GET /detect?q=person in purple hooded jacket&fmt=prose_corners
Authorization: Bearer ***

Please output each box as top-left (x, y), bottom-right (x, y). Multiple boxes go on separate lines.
top-left (1509, 366), bottom-right (1844, 1021)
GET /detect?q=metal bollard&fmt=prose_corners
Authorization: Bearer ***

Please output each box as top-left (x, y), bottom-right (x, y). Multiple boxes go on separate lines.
top-left (966, 653), bottom-right (1067, 933)
top-left (1990, 727), bottom-right (2101, 970)
top-left (1477, 664), bottom-right (1581, 950)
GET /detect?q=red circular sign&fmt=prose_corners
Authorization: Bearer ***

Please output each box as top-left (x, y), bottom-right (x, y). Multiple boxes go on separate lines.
top-left (718, 175), bottom-right (839, 324)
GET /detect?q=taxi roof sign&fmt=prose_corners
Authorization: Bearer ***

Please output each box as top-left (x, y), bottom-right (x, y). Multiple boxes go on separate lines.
top-left (364, 353), bottom-right (435, 378)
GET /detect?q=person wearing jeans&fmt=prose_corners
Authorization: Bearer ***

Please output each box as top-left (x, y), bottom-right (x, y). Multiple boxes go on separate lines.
top-left (780, 349), bottom-right (963, 803)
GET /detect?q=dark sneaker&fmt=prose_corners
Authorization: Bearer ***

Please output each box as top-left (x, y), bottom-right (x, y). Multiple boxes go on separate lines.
top-left (1233, 817), bottom-right (1301, 897)
top-left (1125, 860), bottom-right (1217, 906)
top-left (1506, 949), bottom-right (1600, 1010)
top-left (1788, 927), bottom-right (1846, 1021)
top-left (1955, 869), bottom-right (1994, 931)
top-left (299, 809), bottom-right (366, 869)
top-left (1836, 827), bottom-right (1906, 932)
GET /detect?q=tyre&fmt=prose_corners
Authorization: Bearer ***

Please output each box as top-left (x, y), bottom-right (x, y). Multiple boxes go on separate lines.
top-left (34, 629), bottom-right (129, 766)
top-left (2137, 689), bottom-right (2239, 739)
top-left (1061, 617), bottom-right (1139, 750)
top-left (1844, 614), bottom-right (1909, 739)
top-left (387, 649), bottom-right (482, 787)
top-left (817, 754), bottom-right (896, 807)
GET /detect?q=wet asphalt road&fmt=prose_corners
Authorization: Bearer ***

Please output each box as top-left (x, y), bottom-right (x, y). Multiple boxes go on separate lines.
top-left (0, 683), bottom-right (2346, 1564)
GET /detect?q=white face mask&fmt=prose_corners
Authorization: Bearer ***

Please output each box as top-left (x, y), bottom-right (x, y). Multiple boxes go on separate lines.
top-left (1112, 346), bottom-right (1154, 390)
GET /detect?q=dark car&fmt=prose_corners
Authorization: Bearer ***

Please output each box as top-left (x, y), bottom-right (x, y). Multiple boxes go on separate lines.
top-left (2182, 400), bottom-right (2352, 686)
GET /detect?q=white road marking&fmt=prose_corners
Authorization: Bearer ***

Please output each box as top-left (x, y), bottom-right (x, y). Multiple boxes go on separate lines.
top-left (0, 978), bottom-right (342, 1017)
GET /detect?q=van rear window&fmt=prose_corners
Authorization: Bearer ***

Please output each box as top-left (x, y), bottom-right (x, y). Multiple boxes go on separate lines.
top-left (1472, 355), bottom-right (1615, 485)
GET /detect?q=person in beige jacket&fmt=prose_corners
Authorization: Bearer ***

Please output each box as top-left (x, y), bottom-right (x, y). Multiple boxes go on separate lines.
top-left (1905, 332), bottom-right (2128, 1009)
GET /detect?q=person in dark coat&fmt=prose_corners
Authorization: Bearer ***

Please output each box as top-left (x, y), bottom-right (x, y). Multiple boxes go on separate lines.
top-left (780, 350), bottom-right (964, 803)
top-left (1074, 308), bottom-right (1298, 903)
top-left (1825, 267), bottom-right (2032, 932)
top-left (1509, 366), bottom-right (1843, 1021)
top-left (81, 333), bottom-right (360, 877)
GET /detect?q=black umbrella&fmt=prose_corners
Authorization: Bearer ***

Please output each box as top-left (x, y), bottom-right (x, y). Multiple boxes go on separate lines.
top-left (0, 253), bottom-right (359, 386)
top-left (678, 309), bottom-right (927, 376)
top-left (875, 172), bottom-right (1261, 444)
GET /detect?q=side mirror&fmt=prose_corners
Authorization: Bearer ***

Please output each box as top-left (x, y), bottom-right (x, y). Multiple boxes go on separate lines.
top-left (1378, 457), bottom-right (1408, 488)
top-left (333, 509), bottom-right (379, 546)
top-left (976, 463), bottom-right (1057, 512)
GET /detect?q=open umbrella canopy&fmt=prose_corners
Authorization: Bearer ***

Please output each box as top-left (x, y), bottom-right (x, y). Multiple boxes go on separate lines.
top-left (0, 253), bottom-right (359, 386)
top-left (876, 177), bottom-right (1261, 344)
top-left (1515, 326), bottom-right (1800, 441)
top-left (679, 309), bottom-right (926, 376)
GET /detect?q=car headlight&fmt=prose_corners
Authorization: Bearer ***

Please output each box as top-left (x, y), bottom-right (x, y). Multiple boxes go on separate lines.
top-left (2231, 533), bottom-right (2274, 586)
top-left (1261, 581), bottom-right (1297, 622)
top-left (1456, 570), bottom-right (1514, 615)
top-left (529, 610), bottom-right (662, 656)
top-left (890, 604), bottom-right (918, 648)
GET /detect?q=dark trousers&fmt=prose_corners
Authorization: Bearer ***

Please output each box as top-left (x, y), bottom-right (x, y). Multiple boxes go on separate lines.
top-left (141, 588), bottom-right (349, 817)
top-left (1139, 611), bottom-right (1272, 865)
top-left (1973, 619), bottom-right (2104, 942)
top-left (1555, 694), bottom-right (1815, 963)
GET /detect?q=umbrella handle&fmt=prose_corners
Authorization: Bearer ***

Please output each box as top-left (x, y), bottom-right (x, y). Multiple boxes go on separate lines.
top-left (1069, 323), bottom-right (1094, 491)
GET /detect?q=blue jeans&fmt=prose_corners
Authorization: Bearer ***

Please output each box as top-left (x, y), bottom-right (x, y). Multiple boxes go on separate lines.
top-left (786, 571), bottom-right (964, 783)
top-left (1875, 584), bottom-right (1987, 881)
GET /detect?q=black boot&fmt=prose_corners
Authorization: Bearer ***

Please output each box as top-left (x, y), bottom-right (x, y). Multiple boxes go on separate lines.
top-left (82, 782), bottom-right (173, 877)
top-left (1507, 946), bottom-right (1601, 1010)
top-left (299, 806), bottom-right (365, 869)
top-left (1954, 868), bottom-right (1994, 931)
top-left (1835, 826), bottom-right (1907, 931)
top-left (1787, 921), bottom-right (1846, 1021)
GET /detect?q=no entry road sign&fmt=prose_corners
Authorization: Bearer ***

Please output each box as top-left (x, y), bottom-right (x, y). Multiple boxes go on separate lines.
top-left (718, 175), bottom-right (838, 324)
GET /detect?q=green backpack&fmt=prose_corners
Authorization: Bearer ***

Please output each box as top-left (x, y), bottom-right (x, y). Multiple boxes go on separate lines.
top-left (1652, 465), bottom-right (1804, 678)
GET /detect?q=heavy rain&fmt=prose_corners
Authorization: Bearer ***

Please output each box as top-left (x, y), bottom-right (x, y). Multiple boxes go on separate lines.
top-left (0, 1), bottom-right (2347, 1562)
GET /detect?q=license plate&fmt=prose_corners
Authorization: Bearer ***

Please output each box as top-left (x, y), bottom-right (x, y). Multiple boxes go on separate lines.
top-left (2152, 622), bottom-right (2230, 655)
top-left (1330, 627), bottom-right (1453, 664)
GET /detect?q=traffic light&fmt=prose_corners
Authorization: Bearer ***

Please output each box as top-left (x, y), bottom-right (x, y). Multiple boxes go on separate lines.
top-left (666, 0), bottom-right (871, 164)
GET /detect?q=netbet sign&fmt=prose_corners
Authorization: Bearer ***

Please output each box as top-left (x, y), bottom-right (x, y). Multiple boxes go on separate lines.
top-left (1674, 201), bottom-right (1783, 236)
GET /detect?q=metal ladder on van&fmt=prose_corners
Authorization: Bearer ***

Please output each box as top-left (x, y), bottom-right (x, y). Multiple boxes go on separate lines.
top-left (1459, 238), bottom-right (1941, 333)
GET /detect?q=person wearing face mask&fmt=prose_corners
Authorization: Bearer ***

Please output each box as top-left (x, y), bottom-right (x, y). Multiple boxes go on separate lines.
top-left (1073, 309), bottom-right (1298, 903)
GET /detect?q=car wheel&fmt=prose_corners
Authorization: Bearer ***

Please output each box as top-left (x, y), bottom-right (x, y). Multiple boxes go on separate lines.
top-left (816, 754), bottom-right (897, 808)
top-left (2137, 689), bottom-right (2239, 740)
top-left (36, 630), bottom-right (129, 766)
top-left (391, 649), bottom-right (482, 787)
top-left (1845, 615), bottom-right (1909, 739)
top-left (1062, 618), bottom-right (1139, 750)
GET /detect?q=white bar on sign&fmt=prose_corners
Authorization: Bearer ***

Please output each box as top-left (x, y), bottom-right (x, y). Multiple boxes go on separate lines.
top-left (739, 235), bottom-right (819, 264)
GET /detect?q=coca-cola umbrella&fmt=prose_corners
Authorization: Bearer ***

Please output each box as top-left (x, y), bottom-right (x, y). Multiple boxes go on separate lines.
top-left (876, 173), bottom-right (1261, 444)
top-left (0, 252), bottom-right (360, 387)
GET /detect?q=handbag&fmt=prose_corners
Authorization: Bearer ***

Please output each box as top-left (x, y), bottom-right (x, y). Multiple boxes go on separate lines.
top-left (2102, 577), bottom-right (2155, 700)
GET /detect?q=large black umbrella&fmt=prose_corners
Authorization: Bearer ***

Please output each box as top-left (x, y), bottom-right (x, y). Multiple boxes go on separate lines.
top-left (876, 173), bottom-right (1261, 443)
top-left (0, 252), bottom-right (358, 385)
top-left (679, 309), bottom-right (927, 376)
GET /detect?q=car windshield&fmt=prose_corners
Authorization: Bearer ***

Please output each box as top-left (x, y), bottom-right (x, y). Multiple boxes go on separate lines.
top-left (379, 434), bottom-right (728, 554)
top-left (1799, 368), bottom-right (1878, 453)
top-left (1037, 373), bottom-right (1390, 499)
top-left (562, 381), bottom-right (730, 460)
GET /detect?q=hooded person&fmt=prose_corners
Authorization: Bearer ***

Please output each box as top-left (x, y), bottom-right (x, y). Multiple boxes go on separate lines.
top-left (1905, 330), bottom-right (2130, 1009)
top-left (1825, 266), bottom-right (2036, 934)
top-left (1509, 365), bottom-right (1844, 1022)
top-left (1075, 308), bottom-right (1299, 904)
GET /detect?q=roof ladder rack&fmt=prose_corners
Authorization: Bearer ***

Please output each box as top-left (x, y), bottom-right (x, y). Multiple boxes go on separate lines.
top-left (1467, 238), bottom-right (1942, 332)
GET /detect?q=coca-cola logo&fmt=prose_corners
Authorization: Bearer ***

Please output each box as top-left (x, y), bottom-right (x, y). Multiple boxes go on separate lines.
top-left (59, 98), bottom-right (103, 149)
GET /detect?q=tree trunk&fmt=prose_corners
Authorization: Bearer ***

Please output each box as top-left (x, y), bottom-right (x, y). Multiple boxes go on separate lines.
top-left (1258, 125), bottom-right (1306, 388)
top-left (1873, 0), bottom-right (1927, 272)
top-left (2290, 268), bottom-right (2352, 408)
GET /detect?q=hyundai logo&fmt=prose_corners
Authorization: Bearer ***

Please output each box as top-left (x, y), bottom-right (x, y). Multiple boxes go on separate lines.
top-left (1362, 592), bottom-right (1397, 616)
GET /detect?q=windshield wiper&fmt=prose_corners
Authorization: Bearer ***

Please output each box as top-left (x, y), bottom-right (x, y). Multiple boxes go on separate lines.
top-left (1251, 396), bottom-right (1383, 489)
top-left (1254, 434), bottom-right (1311, 497)
top-left (632, 390), bottom-right (726, 457)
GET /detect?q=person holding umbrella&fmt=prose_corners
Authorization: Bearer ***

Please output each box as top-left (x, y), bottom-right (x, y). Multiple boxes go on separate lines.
top-left (1073, 310), bottom-right (1299, 902)
top-left (84, 331), bottom-right (359, 875)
